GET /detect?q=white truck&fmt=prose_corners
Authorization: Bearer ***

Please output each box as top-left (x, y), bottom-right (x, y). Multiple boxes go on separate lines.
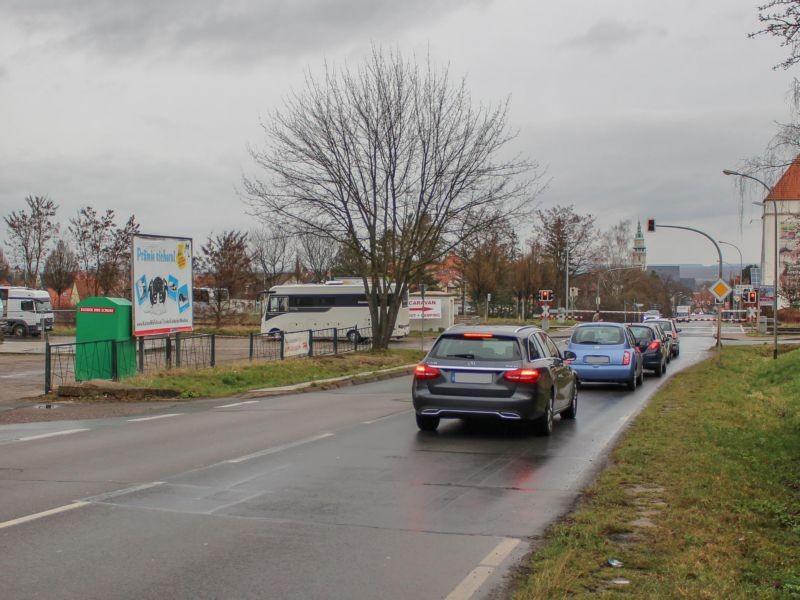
top-left (675, 305), bottom-right (691, 322)
top-left (0, 286), bottom-right (55, 337)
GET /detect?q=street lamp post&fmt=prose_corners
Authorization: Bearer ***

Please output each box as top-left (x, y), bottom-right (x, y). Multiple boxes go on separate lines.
top-left (722, 169), bottom-right (778, 359)
top-left (718, 240), bottom-right (743, 315)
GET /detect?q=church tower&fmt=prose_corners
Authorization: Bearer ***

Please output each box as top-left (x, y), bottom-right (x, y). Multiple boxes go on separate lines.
top-left (632, 220), bottom-right (647, 270)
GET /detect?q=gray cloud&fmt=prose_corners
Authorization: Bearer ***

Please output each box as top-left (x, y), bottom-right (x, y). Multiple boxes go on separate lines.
top-left (4, 0), bottom-right (489, 63)
top-left (565, 20), bottom-right (649, 53)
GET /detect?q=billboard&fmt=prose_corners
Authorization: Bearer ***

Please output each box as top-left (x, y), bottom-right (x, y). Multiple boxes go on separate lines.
top-left (132, 234), bottom-right (193, 336)
top-left (409, 298), bottom-right (442, 319)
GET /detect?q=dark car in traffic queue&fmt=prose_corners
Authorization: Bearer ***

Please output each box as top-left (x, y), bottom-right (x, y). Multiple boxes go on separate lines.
top-left (564, 322), bottom-right (644, 390)
top-left (412, 325), bottom-right (578, 436)
top-left (647, 318), bottom-right (681, 358)
top-left (626, 322), bottom-right (669, 376)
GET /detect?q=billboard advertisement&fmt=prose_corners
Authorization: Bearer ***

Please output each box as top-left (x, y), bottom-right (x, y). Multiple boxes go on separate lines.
top-left (779, 214), bottom-right (800, 306)
top-left (132, 234), bottom-right (193, 336)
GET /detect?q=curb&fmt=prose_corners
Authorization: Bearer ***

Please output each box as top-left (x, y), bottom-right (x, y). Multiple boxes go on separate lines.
top-left (239, 364), bottom-right (417, 399)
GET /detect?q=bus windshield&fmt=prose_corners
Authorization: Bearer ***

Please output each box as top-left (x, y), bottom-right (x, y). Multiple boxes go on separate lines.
top-left (267, 295), bottom-right (288, 313)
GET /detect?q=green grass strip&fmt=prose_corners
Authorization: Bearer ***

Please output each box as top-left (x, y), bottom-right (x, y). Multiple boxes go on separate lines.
top-left (513, 344), bottom-right (800, 599)
top-left (128, 348), bottom-right (424, 399)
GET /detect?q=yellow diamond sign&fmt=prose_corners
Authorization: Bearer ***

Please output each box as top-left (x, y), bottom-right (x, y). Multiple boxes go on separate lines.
top-left (709, 278), bottom-right (732, 301)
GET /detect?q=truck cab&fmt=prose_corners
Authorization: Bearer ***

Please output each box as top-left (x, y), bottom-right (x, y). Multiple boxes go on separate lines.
top-left (0, 287), bottom-right (55, 337)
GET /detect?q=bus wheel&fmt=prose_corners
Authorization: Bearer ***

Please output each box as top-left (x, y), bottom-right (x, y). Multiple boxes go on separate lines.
top-left (268, 328), bottom-right (280, 339)
top-left (347, 330), bottom-right (360, 344)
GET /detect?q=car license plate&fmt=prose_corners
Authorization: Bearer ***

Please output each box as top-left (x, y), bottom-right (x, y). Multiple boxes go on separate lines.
top-left (452, 371), bottom-right (493, 384)
top-left (585, 355), bottom-right (610, 364)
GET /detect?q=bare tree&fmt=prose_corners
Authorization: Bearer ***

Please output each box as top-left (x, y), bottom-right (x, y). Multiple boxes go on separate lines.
top-left (511, 240), bottom-right (554, 319)
top-left (244, 46), bottom-right (542, 349)
top-left (3, 195), bottom-right (59, 287)
top-left (42, 239), bottom-right (78, 307)
top-left (751, 0), bottom-right (800, 70)
top-left (458, 220), bottom-right (518, 314)
top-left (534, 205), bottom-right (599, 308)
top-left (250, 225), bottom-right (292, 291)
top-left (0, 248), bottom-right (9, 283)
top-left (299, 232), bottom-right (338, 282)
top-left (69, 208), bottom-right (139, 297)
top-left (201, 231), bottom-right (251, 327)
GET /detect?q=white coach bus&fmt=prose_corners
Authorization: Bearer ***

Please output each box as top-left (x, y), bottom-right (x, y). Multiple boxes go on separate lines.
top-left (261, 282), bottom-right (411, 341)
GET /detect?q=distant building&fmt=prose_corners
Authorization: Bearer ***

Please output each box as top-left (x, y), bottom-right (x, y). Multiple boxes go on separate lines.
top-left (632, 221), bottom-right (647, 270)
top-left (649, 265), bottom-right (680, 282)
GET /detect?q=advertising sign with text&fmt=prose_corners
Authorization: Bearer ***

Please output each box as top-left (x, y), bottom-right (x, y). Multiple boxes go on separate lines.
top-left (284, 331), bottom-right (310, 357)
top-left (132, 234), bottom-right (193, 336)
top-left (409, 298), bottom-right (442, 320)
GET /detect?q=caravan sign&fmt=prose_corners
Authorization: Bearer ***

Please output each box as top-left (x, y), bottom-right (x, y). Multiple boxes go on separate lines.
top-left (409, 298), bottom-right (442, 319)
top-left (132, 234), bottom-right (194, 336)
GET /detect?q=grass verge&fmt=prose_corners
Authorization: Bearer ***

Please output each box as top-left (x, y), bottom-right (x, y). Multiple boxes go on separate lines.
top-left (513, 344), bottom-right (800, 599)
top-left (127, 348), bottom-right (425, 399)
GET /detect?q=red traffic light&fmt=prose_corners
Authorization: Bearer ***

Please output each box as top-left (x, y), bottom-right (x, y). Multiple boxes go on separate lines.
top-left (539, 290), bottom-right (553, 302)
top-left (748, 291), bottom-right (758, 304)
top-left (647, 219), bottom-right (656, 232)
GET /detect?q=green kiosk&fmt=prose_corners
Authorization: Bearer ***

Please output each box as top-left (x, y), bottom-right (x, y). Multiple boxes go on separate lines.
top-left (75, 297), bottom-right (136, 381)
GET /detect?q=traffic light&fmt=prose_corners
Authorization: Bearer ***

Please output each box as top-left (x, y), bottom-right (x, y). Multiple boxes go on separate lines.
top-left (539, 290), bottom-right (553, 302)
top-left (748, 290), bottom-right (758, 304)
top-left (647, 219), bottom-right (656, 232)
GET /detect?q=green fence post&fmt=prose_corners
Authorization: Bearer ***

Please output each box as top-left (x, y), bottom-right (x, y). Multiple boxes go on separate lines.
top-left (249, 332), bottom-right (254, 360)
top-left (138, 336), bottom-right (144, 373)
top-left (44, 341), bottom-right (51, 394)
top-left (280, 331), bottom-right (285, 360)
top-left (354, 325), bottom-right (359, 352)
top-left (210, 334), bottom-right (216, 367)
top-left (111, 341), bottom-right (118, 381)
top-left (333, 328), bottom-right (338, 355)
top-left (175, 332), bottom-right (182, 368)
top-left (308, 330), bottom-right (314, 357)
top-left (165, 336), bottom-right (172, 369)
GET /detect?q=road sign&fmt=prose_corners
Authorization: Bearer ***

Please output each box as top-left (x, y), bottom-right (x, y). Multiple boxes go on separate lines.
top-left (709, 278), bottom-right (732, 302)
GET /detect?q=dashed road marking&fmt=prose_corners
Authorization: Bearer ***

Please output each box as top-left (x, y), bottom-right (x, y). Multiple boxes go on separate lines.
top-left (445, 537), bottom-right (521, 600)
top-left (216, 400), bottom-right (259, 409)
top-left (18, 428), bottom-right (89, 442)
top-left (127, 413), bottom-right (183, 422)
top-left (0, 502), bottom-right (89, 530)
top-left (227, 432), bottom-right (334, 464)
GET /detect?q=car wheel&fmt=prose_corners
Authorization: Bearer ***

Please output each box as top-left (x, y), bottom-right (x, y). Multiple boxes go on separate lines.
top-left (12, 324), bottom-right (26, 338)
top-left (626, 373), bottom-right (636, 391)
top-left (533, 392), bottom-right (555, 436)
top-left (415, 414), bottom-right (439, 432)
top-left (562, 383), bottom-right (578, 420)
top-left (673, 347), bottom-right (680, 358)
top-left (655, 360), bottom-right (664, 377)
top-left (636, 369), bottom-right (644, 386)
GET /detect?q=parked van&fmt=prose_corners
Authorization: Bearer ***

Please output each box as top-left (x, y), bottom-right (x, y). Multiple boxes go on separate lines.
top-left (0, 286), bottom-right (54, 337)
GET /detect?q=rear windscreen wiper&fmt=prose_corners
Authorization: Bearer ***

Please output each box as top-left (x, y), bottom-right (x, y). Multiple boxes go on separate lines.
top-left (446, 353), bottom-right (475, 359)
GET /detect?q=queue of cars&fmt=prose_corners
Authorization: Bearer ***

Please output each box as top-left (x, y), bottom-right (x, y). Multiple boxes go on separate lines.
top-left (412, 317), bottom-right (682, 435)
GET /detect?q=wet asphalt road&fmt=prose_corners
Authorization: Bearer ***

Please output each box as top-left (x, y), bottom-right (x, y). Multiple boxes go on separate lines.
top-left (0, 331), bottom-right (713, 599)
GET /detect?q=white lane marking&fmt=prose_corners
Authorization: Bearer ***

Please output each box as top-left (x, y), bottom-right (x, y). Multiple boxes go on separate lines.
top-left (227, 432), bottom-right (334, 464)
top-left (216, 400), bottom-right (259, 409)
top-left (362, 410), bottom-right (410, 424)
top-left (445, 537), bottom-right (521, 600)
top-left (18, 428), bottom-right (89, 442)
top-left (127, 413), bottom-right (183, 422)
top-left (82, 481), bottom-right (165, 503)
top-left (0, 501), bottom-right (89, 530)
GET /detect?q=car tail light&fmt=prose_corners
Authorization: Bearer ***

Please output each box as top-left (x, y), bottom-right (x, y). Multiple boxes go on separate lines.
top-left (622, 351), bottom-right (631, 365)
top-left (414, 364), bottom-right (441, 380)
top-left (503, 368), bottom-right (540, 384)
top-left (648, 340), bottom-right (660, 350)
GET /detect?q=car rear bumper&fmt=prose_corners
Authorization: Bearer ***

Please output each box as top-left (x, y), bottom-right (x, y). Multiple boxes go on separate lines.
top-left (571, 363), bottom-right (634, 382)
top-left (412, 389), bottom-right (545, 421)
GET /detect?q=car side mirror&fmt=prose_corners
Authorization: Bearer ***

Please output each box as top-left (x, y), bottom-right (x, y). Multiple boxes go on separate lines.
top-left (563, 350), bottom-right (576, 361)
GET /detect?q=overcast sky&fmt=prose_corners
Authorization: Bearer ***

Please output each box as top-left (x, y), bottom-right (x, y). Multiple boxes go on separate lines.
top-left (0, 0), bottom-right (791, 266)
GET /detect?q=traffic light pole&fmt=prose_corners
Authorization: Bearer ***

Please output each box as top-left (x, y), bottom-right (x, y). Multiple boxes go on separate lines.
top-left (651, 223), bottom-right (724, 349)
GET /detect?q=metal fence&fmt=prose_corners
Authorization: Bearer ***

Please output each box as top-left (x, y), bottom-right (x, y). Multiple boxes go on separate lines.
top-left (45, 325), bottom-right (374, 393)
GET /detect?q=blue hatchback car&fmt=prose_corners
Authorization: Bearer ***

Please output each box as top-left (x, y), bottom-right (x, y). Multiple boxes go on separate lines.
top-left (563, 323), bottom-right (643, 390)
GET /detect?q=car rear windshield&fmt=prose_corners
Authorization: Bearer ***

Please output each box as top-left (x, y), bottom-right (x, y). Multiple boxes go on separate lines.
top-left (571, 326), bottom-right (625, 345)
top-left (628, 326), bottom-right (654, 341)
top-left (429, 335), bottom-right (522, 361)
top-left (651, 320), bottom-right (674, 331)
